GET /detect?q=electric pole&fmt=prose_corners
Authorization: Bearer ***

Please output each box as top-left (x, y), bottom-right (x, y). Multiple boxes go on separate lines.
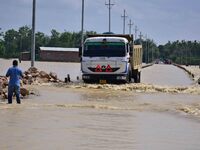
top-left (147, 38), bottom-right (150, 63)
top-left (31, 0), bottom-right (36, 67)
top-left (134, 25), bottom-right (138, 41)
top-left (139, 31), bottom-right (142, 44)
top-left (81, 0), bottom-right (85, 53)
top-left (121, 9), bottom-right (128, 34)
top-left (151, 39), bottom-right (153, 62)
top-left (128, 19), bottom-right (134, 36)
top-left (105, 0), bottom-right (115, 32)
top-left (145, 34), bottom-right (148, 63)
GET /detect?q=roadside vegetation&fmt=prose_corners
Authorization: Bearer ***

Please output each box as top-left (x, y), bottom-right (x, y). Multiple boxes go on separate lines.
top-left (0, 26), bottom-right (200, 65)
top-left (0, 26), bottom-right (96, 58)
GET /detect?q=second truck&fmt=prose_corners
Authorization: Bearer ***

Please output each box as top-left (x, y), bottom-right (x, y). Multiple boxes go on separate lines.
top-left (80, 33), bottom-right (143, 84)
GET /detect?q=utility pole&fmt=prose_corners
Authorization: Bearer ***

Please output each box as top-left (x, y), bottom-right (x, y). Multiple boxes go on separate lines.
top-left (128, 19), bottom-right (134, 36)
top-left (139, 31), bottom-right (142, 44)
top-left (151, 39), bottom-right (153, 62)
top-left (147, 38), bottom-right (150, 63)
top-left (31, 0), bottom-right (36, 67)
top-left (105, 0), bottom-right (115, 32)
top-left (134, 25), bottom-right (138, 41)
top-left (121, 9), bottom-right (128, 34)
top-left (81, 0), bottom-right (85, 54)
top-left (145, 34), bottom-right (148, 63)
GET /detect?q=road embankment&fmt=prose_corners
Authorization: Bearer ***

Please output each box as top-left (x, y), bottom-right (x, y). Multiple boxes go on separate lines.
top-left (173, 64), bottom-right (200, 84)
top-left (142, 63), bottom-right (154, 68)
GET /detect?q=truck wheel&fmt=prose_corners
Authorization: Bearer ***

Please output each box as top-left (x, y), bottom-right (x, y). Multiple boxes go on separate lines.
top-left (137, 72), bottom-right (141, 83)
top-left (127, 67), bottom-right (132, 83)
top-left (133, 71), bottom-right (140, 83)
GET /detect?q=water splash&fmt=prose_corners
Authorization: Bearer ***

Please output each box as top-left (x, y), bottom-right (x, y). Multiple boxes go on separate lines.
top-left (55, 83), bottom-right (200, 95)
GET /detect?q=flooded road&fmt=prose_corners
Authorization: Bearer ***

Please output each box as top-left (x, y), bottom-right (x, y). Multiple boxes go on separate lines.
top-left (0, 59), bottom-right (200, 150)
top-left (142, 64), bottom-right (194, 86)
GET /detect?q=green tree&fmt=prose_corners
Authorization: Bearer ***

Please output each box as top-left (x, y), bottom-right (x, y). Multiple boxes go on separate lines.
top-left (141, 39), bottom-right (159, 63)
top-left (48, 29), bottom-right (61, 47)
top-left (0, 39), bottom-right (5, 56)
top-left (0, 28), bottom-right (5, 57)
top-left (158, 40), bottom-right (200, 65)
top-left (35, 32), bottom-right (50, 51)
top-left (4, 29), bottom-right (19, 58)
top-left (18, 26), bottom-right (32, 52)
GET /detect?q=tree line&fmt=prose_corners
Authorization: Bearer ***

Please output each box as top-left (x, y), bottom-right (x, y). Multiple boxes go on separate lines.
top-left (0, 26), bottom-right (96, 58)
top-left (0, 26), bottom-right (199, 65)
top-left (158, 40), bottom-right (200, 65)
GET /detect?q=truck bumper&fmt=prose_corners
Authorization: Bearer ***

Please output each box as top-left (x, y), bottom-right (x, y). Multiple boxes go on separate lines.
top-left (82, 74), bottom-right (128, 83)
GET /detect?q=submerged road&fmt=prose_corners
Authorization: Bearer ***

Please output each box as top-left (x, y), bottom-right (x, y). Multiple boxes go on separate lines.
top-left (141, 64), bottom-right (194, 86)
top-left (0, 59), bottom-right (200, 150)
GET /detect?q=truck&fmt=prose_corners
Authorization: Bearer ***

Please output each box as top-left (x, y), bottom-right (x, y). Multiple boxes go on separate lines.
top-left (80, 34), bottom-right (143, 84)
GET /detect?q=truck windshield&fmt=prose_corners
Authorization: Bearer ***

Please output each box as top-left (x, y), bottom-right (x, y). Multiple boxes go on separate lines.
top-left (83, 42), bottom-right (126, 57)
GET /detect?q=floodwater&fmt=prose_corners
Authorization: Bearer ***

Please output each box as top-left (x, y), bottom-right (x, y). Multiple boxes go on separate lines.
top-left (0, 59), bottom-right (200, 150)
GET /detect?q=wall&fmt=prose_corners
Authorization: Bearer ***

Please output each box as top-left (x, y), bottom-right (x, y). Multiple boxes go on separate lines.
top-left (39, 51), bottom-right (80, 62)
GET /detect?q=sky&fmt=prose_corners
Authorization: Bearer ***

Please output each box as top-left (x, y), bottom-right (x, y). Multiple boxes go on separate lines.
top-left (0, 0), bottom-right (200, 45)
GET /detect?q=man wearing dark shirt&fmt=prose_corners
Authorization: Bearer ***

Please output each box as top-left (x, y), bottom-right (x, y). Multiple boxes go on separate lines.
top-left (6, 60), bottom-right (23, 104)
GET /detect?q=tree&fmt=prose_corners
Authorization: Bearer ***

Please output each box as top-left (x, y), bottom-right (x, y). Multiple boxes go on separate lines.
top-left (35, 32), bottom-right (50, 51)
top-left (141, 38), bottom-right (159, 63)
top-left (158, 40), bottom-right (200, 65)
top-left (0, 28), bottom-right (5, 56)
top-left (0, 39), bottom-right (5, 56)
top-left (0, 28), bottom-right (3, 37)
top-left (4, 29), bottom-right (19, 58)
top-left (48, 29), bottom-right (61, 47)
top-left (18, 26), bottom-right (32, 52)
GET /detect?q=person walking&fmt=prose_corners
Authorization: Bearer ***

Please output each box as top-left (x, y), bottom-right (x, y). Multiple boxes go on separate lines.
top-left (6, 60), bottom-right (23, 104)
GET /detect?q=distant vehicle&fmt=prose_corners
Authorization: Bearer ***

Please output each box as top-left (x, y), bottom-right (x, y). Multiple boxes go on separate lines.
top-left (163, 59), bottom-right (172, 64)
top-left (79, 33), bottom-right (143, 83)
top-left (155, 59), bottom-right (159, 64)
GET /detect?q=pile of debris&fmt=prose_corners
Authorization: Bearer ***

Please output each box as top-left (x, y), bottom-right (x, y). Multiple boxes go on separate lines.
top-left (0, 77), bottom-right (30, 100)
top-left (0, 76), bottom-right (8, 99)
top-left (0, 67), bottom-right (61, 100)
top-left (22, 67), bottom-right (61, 85)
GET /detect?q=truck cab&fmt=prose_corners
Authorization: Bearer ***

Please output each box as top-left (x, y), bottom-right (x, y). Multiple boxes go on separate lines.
top-left (81, 34), bottom-right (142, 84)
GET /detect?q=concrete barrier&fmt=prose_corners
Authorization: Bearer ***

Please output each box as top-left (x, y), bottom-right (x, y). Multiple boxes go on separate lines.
top-left (173, 63), bottom-right (195, 80)
top-left (142, 63), bottom-right (154, 69)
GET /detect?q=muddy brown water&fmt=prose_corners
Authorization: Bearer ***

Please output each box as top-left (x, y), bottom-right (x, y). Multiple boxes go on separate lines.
top-left (0, 59), bottom-right (200, 150)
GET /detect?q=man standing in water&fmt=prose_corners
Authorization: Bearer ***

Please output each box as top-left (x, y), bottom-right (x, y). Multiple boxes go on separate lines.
top-left (6, 60), bottom-right (23, 104)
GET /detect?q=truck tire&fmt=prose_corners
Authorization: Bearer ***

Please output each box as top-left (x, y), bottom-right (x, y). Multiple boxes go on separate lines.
top-left (133, 70), bottom-right (141, 83)
top-left (137, 72), bottom-right (141, 83)
top-left (127, 66), bottom-right (132, 83)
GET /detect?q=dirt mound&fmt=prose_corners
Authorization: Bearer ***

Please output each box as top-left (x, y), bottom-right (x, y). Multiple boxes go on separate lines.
top-left (23, 67), bottom-right (61, 85)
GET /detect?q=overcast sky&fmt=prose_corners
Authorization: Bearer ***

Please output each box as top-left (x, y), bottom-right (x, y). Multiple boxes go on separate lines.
top-left (0, 0), bottom-right (200, 45)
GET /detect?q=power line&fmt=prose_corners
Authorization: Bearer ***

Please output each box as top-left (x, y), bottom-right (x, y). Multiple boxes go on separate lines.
top-left (121, 9), bottom-right (128, 34)
top-left (128, 19), bottom-right (134, 36)
top-left (105, 0), bottom-right (115, 32)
